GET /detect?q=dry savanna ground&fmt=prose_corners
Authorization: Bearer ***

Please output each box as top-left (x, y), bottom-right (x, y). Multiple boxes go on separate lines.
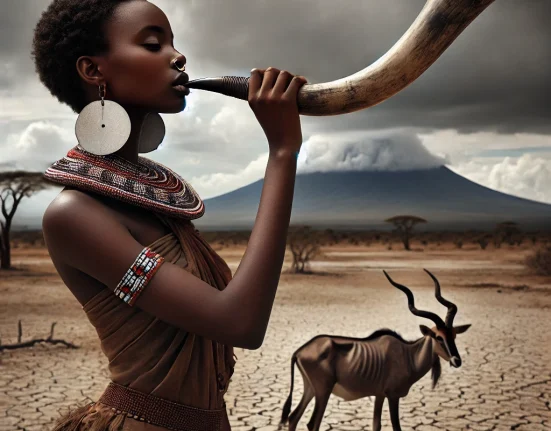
top-left (1, 232), bottom-right (550, 431)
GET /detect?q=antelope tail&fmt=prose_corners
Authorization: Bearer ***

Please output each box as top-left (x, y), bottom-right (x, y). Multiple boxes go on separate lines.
top-left (279, 353), bottom-right (298, 427)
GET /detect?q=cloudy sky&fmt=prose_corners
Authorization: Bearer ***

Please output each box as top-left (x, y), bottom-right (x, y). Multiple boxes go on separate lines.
top-left (1, 0), bottom-right (550, 227)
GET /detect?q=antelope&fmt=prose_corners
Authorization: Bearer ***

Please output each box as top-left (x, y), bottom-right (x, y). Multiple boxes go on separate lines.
top-left (278, 269), bottom-right (471, 431)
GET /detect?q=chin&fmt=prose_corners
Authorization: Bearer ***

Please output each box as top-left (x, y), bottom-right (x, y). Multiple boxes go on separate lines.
top-left (159, 99), bottom-right (187, 114)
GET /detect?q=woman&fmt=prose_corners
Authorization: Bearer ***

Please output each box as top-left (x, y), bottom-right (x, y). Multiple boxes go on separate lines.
top-left (32, 0), bottom-right (307, 429)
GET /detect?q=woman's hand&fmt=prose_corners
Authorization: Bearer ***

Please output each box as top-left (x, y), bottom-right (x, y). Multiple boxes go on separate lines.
top-left (248, 67), bottom-right (308, 157)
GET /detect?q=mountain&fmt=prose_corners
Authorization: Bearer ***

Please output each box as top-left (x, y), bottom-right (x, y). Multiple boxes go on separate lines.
top-left (194, 166), bottom-right (551, 231)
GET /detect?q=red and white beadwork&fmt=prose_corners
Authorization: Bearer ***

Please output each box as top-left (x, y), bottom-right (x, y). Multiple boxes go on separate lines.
top-left (44, 145), bottom-right (205, 219)
top-left (114, 247), bottom-right (165, 306)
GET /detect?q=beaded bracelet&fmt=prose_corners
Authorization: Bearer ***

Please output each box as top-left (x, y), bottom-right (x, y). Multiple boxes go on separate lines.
top-left (113, 247), bottom-right (165, 306)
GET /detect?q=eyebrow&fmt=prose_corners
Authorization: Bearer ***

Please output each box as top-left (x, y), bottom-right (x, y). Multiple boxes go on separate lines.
top-left (139, 25), bottom-right (174, 41)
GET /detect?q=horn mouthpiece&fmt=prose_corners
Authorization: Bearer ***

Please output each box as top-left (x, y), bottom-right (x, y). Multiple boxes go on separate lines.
top-left (186, 76), bottom-right (250, 101)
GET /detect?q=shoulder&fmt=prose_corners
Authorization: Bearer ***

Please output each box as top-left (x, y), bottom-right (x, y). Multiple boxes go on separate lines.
top-left (43, 188), bottom-right (106, 230)
top-left (42, 188), bottom-right (124, 257)
top-left (41, 188), bottom-right (144, 288)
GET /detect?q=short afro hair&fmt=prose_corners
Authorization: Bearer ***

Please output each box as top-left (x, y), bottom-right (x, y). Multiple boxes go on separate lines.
top-left (32, 0), bottom-right (134, 113)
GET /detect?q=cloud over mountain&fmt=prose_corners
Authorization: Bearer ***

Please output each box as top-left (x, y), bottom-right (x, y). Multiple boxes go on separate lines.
top-left (298, 130), bottom-right (448, 174)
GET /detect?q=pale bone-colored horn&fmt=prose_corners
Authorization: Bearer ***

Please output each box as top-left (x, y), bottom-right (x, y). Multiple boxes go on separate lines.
top-left (185, 0), bottom-right (496, 116)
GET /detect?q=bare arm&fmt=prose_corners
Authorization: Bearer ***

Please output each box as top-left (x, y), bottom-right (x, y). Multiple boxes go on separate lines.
top-left (217, 67), bottom-right (308, 346)
top-left (227, 148), bottom-right (297, 346)
top-left (43, 68), bottom-right (307, 350)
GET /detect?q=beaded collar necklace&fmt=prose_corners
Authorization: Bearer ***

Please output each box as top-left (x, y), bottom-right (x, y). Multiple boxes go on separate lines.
top-left (44, 145), bottom-right (204, 219)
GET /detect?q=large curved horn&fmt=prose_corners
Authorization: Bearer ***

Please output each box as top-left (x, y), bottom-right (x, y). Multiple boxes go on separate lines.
top-left (185, 0), bottom-right (496, 116)
top-left (383, 270), bottom-right (445, 328)
top-left (423, 269), bottom-right (457, 327)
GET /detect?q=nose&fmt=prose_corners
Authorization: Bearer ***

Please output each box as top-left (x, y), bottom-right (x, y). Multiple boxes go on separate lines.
top-left (171, 53), bottom-right (187, 72)
top-left (450, 356), bottom-right (461, 368)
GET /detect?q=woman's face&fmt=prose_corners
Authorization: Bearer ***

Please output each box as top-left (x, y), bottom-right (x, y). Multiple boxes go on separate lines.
top-left (93, 0), bottom-right (188, 114)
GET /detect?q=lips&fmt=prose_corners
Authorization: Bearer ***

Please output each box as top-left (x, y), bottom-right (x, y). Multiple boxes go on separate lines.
top-left (172, 73), bottom-right (190, 96)
top-left (173, 85), bottom-right (190, 96)
top-left (172, 72), bottom-right (189, 87)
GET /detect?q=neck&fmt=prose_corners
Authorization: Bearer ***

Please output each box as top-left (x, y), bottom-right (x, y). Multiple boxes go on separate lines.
top-left (112, 107), bottom-right (149, 164)
top-left (409, 337), bottom-right (435, 382)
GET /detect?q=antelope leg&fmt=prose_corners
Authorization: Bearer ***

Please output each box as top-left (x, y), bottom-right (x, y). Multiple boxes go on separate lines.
top-left (388, 397), bottom-right (403, 431)
top-left (373, 396), bottom-right (385, 431)
top-left (306, 391), bottom-right (332, 431)
top-left (288, 381), bottom-right (314, 431)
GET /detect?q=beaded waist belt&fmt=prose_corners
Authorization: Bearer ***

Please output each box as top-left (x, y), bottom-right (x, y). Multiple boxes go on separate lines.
top-left (98, 381), bottom-right (226, 431)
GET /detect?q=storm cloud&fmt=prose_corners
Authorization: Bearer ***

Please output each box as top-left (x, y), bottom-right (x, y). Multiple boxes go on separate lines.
top-left (1, 0), bottom-right (550, 132)
top-left (1, 0), bottom-right (550, 222)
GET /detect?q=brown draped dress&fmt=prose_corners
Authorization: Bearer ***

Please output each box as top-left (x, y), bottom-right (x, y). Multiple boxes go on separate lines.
top-left (50, 216), bottom-right (237, 431)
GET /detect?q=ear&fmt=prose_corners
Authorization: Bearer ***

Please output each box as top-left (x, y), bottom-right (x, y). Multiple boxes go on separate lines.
top-left (419, 325), bottom-right (434, 337)
top-left (454, 324), bottom-right (471, 334)
top-left (76, 56), bottom-right (105, 87)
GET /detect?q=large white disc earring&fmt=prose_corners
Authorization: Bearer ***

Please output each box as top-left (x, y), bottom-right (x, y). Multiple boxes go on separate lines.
top-left (138, 112), bottom-right (166, 153)
top-left (75, 84), bottom-right (131, 155)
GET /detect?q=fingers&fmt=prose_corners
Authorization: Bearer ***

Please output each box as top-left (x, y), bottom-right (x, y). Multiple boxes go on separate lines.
top-left (248, 68), bottom-right (264, 101)
top-left (247, 67), bottom-right (306, 150)
top-left (249, 67), bottom-right (308, 107)
top-left (272, 70), bottom-right (294, 95)
top-left (259, 67), bottom-right (280, 95)
top-left (283, 75), bottom-right (308, 99)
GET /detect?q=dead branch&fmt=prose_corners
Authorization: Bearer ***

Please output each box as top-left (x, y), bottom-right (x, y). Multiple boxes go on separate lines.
top-left (0, 320), bottom-right (78, 352)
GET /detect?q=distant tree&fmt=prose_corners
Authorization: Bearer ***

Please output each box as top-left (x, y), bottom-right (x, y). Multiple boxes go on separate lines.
top-left (475, 235), bottom-right (491, 250)
top-left (287, 225), bottom-right (323, 274)
top-left (385, 215), bottom-right (427, 251)
top-left (494, 221), bottom-right (522, 248)
top-left (525, 246), bottom-right (551, 276)
top-left (324, 228), bottom-right (338, 246)
top-left (0, 171), bottom-right (49, 270)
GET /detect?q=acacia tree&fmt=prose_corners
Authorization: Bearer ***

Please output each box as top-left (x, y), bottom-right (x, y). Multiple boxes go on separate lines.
top-left (0, 171), bottom-right (49, 270)
top-left (287, 225), bottom-right (323, 274)
top-left (385, 215), bottom-right (427, 251)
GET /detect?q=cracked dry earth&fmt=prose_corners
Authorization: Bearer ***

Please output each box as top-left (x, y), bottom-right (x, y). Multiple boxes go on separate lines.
top-left (1, 244), bottom-right (550, 430)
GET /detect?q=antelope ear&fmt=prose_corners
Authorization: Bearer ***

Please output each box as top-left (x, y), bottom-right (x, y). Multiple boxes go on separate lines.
top-left (419, 325), bottom-right (434, 337)
top-left (454, 324), bottom-right (471, 334)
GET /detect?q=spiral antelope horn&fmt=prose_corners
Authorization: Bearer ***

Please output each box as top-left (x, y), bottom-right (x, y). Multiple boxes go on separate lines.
top-left (423, 269), bottom-right (458, 327)
top-left (383, 270), bottom-right (446, 328)
top-left (185, 0), bottom-right (496, 116)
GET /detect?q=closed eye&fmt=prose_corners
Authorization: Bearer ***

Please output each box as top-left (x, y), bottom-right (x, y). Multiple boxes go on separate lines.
top-left (143, 43), bottom-right (162, 52)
